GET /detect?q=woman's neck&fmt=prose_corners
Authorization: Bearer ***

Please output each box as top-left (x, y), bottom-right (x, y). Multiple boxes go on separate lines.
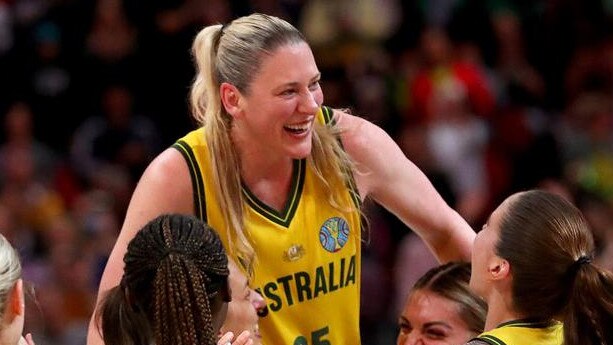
top-left (238, 148), bottom-right (295, 212)
top-left (484, 292), bottom-right (525, 331)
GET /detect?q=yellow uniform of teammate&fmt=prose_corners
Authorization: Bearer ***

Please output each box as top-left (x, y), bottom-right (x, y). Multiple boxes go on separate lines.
top-left (471, 319), bottom-right (563, 345)
top-left (173, 106), bottom-right (362, 345)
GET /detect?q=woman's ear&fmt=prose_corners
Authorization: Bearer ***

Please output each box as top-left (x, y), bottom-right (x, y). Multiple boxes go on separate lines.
top-left (488, 258), bottom-right (511, 281)
top-left (10, 279), bottom-right (24, 317)
top-left (220, 82), bottom-right (243, 118)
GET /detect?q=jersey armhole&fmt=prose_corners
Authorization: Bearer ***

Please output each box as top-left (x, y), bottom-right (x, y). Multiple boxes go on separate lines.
top-left (172, 140), bottom-right (207, 222)
top-left (322, 105), bottom-right (336, 126)
top-left (321, 105), bottom-right (361, 208)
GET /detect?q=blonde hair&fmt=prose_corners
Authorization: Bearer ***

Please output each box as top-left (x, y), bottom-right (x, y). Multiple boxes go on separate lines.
top-left (0, 234), bottom-right (21, 320)
top-left (189, 13), bottom-right (358, 272)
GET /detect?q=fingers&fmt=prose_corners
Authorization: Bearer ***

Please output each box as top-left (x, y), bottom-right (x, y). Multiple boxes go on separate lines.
top-left (233, 330), bottom-right (253, 345)
top-left (217, 331), bottom-right (234, 345)
top-left (217, 330), bottom-right (252, 345)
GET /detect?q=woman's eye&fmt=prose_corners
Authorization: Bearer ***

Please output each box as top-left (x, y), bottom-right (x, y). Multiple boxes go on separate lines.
top-left (398, 322), bottom-right (411, 333)
top-left (425, 329), bottom-right (447, 339)
top-left (281, 89), bottom-right (296, 96)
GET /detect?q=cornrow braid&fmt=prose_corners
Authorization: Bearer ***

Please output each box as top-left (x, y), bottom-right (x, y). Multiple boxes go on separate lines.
top-left (98, 214), bottom-right (229, 345)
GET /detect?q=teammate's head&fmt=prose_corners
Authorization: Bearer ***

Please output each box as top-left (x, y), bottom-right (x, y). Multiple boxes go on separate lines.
top-left (97, 214), bottom-right (230, 345)
top-left (472, 190), bottom-right (613, 345)
top-left (0, 234), bottom-right (25, 345)
top-left (397, 262), bottom-right (486, 345)
top-left (220, 259), bottom-right (265, 344)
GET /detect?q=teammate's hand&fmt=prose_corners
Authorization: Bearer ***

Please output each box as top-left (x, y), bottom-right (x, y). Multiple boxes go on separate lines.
top-left (218, 331), bottom-right (253, 345)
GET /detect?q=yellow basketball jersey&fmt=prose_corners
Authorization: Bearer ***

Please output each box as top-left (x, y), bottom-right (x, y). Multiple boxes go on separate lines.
top-left (474, 319), bottom-right (563, 345)
top-left (173, 107), bottom-right (363, 345)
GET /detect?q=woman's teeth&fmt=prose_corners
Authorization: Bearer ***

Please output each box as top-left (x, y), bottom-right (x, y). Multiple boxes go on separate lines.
top-left (284, 123), bottom-right (309, 133)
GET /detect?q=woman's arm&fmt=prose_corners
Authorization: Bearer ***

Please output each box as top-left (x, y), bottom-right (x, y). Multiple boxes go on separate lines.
top-left (337, 111), bottom-right (475, 262)
top-left (86, 148), bottom-right (195, 345)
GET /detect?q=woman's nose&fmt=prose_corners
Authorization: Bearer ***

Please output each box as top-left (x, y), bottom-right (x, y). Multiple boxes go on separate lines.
top-left (401, 331), bottom-right (425, 345)
top-left (299, 90), bottom-right (319, 113)
top-left (250, 289), bottom-right (267, 313)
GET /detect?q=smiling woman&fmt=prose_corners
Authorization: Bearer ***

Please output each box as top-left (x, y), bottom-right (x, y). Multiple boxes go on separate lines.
top-left (87, 12), bottom-right (477, 345)
top-left (219, 259), bottom-right (265, 345)
top-left (397, 262), bottom-right (486, 345)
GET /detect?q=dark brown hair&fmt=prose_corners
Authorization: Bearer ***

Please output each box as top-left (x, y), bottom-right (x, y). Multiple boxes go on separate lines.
top-left (96, 214), bottom-right (229, 345)
top-left (497, 190), bottom-right (613, 345)
top-left (412, 261), bottom-right (487, 335)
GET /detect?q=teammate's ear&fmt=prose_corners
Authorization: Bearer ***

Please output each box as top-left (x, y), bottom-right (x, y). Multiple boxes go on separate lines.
top-left (489, 258), bottom-right (510, 281)
top-left (220, 82), bottom-right (243, 118)
top-left (9, 279), bottom-right (24, 317)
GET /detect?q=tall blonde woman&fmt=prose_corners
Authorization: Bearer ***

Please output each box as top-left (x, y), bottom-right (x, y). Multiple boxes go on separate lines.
top-left (88, 12), bottom-right (475, 345)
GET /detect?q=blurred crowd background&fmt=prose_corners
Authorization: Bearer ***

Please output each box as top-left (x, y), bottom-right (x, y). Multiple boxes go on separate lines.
top-left (1, 0), bottom-right (613, 344)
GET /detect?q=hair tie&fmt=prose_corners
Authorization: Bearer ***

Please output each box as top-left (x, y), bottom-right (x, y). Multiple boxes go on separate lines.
top-left (220, 22), bottom-right (229, 34)
top-left (568, 255), bottom-right (592, 277)
top-left (576, 255), bottom-right (592, 266)
top-left (214, 23), bottom-right (228, 53)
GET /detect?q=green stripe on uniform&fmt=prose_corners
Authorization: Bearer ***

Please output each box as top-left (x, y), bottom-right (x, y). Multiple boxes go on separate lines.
top-left (479, 335), bottom-right (507, 345)
top-left (172, 141), bottom-right (206, 222)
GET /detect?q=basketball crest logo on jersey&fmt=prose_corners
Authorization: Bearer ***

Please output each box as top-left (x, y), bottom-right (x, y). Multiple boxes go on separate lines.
top-left (319, 217), bottom-right (350, 252)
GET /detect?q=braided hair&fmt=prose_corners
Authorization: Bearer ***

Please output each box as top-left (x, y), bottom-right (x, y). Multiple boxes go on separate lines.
top-left (97, 214), bottom-right (229, 345)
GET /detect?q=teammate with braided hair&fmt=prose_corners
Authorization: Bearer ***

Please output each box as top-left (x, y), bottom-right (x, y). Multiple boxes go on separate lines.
top-left (468, 190), bottom-right (613, 345)
top-left (95, 213), bottom-right (251, 345)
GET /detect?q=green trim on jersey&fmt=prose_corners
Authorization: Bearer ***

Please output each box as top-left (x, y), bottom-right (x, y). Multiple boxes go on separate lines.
top-left (322, 105), bottom-right (335, 125)
top-left (172, 140), bottom-right (206, 221)
top-left (171, 106), bottom-right (363, 345)
top-left (479, 334), bottom-right (507, 345)
top-left (473, 319), bottom-right (563, 345)
top-left (242, 158), bottom-right (305, 227)
top-left (320, 106), bottom-right (360, 209)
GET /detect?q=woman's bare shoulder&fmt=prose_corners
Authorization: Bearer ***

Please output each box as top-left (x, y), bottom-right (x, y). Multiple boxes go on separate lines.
top-left (128, 147), bottom-right (194, 215)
